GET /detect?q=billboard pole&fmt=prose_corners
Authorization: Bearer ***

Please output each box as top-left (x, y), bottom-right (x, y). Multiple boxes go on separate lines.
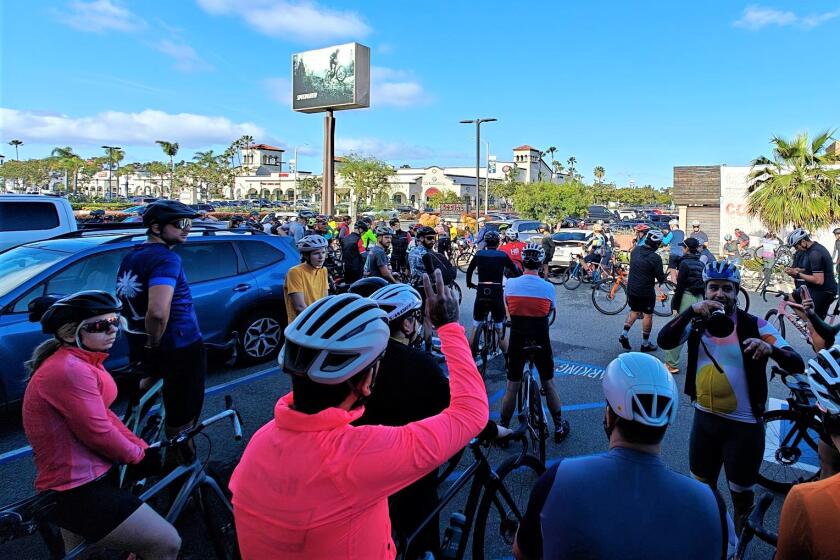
top-left (323, 109), bottom-right (335, 216)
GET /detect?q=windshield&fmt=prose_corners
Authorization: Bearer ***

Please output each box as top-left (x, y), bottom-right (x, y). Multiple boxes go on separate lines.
top-left (0, 246), bottom-right (67, 298)
top-left (552, 232), bottom-right (588, 242)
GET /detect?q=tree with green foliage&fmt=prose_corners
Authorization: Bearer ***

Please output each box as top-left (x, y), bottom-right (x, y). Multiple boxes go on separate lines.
top-left (50, 146), bottom-right (83, 192)
top-left (594, 166), bottom-right (605, 183)
top-left (512, 181), bottom-right (592, 222)
top-left (336, 154), bottom-right (394, 212)
top-left (747, 130), bottom-right (839, 232)
top-left (490, 165), bottom-right (522, 208)
top-left (427, 190), bottom-right (461, 209)
top-left (155, 140), bottom-right (179, 197)
top-left (9, 139), bottom-right (23, 160)
top-left (298, 176), bottom-right (321, 200)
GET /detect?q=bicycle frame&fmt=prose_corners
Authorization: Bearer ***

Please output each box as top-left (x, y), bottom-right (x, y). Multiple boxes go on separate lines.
top-left (519, 353), bottom-right (548, 466)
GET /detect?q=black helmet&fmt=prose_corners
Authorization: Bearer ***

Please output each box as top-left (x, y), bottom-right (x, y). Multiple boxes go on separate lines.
top-left (35, 291), bottom-right (122, 335)
top-left (374, 225), bottom-right (394, 236)
top-left (415, 225), bottom-right (436, 237)
top-left (484, 230), bottom-right (501, 245)
top-left (362, 216), bottom-right (373, 224)
top-left (389, 217), bottom-right (400, 226)
top-left (298, 210), bottom-right (316, 219)
top-left (355, 220), bottom-right (369, 231)
top-left (347, 277), bottom-right (389, 297)
top-left (142, 200), bottom-right (198, 227)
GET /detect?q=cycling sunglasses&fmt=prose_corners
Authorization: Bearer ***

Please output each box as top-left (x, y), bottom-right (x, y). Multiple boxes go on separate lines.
top-left (80, 316), bottom-right (121, 334)
top-left (169, 218), bottom-right (193, 230)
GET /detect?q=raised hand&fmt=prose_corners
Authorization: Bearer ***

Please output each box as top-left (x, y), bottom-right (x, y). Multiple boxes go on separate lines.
top-left (422, 269), bottom-right (459, 327)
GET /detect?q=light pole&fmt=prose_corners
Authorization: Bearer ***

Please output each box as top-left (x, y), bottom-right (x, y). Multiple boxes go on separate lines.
top-left (292, 144), bottom-right (309, 209)
top-left (0, 154), bottom-right (4, 193)
top-left (485, 141), bottom-right (490, 216)
top-left (101, 145), bottom-right (121, 201)
top-left (460, 118), bottom-right (496, 219)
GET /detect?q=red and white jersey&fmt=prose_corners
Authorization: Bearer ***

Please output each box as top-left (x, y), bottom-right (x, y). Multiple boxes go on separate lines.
top-left (500, 241), bottom-right (526, 271)
top-left (505, 273), bottom-right (556, 318)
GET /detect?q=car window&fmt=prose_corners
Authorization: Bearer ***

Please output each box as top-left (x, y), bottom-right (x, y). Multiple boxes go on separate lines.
top-left (515, 221), bottom-right (541, 231)
top-left (237, 240), bottom-right (286, 271)
top-left (46, 248), bottom-right (133, 297)
top-left (552, 232), bottom-right (588, 242)
top-left (0, 202), bottom-right (60, 232)
top-left (0, 246), bottom-right (69, 299)
top-left (175, 242), bottom-right (238, 283)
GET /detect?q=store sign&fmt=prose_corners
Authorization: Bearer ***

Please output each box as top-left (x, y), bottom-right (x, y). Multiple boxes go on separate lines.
top-left (440, 203), bottom-right (465, 218)
top-left (292, 42), bottom-right (371, 113)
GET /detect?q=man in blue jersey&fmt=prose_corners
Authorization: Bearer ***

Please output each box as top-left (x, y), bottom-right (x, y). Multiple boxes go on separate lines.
top-left (514, 352), bottom-right (729, 560)
top-left (116, 200), bottom-right (206, 446)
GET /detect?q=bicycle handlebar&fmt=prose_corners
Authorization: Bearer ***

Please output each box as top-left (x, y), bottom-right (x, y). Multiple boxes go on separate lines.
top-left (748, 493), bottom-right (778, 546)
top-left (152, 395), bottom-right (243, 449)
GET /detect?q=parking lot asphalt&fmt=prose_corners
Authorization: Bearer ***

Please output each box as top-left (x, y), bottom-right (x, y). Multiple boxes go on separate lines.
top-left (0, 274), bottom-right (806, 559)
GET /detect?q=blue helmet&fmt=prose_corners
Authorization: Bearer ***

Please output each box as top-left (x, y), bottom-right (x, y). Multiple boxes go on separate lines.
top-left (702, 260), bottom-right (741, 285)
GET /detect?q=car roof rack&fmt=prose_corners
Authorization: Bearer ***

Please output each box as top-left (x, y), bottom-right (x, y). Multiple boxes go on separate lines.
top-left (49, 224), bottom-right (268, 244)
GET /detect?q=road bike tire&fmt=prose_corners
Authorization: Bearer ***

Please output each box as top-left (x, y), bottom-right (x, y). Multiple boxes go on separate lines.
top-left (527, 373), bottom-right (547, 467)
top-left (758, 408), bottom-right (822, 493)
top-left (457, 251), bottom-right (473, 273)
top-left (547, 307), bottom-right (556, 326)
top-left (738, 286), bottom-right (751, 313)
top-left (479, 324), bottom-right (493, 379)
top-left (198, 481), bottom-right (241, 560)
top-left (764, 309), bottom-right (786, 339)
top-left (652, 281), bottom-right (676, 317)
top-left (591, 280), bottom-right (628, 315)
top-left (472, 453), bottom-right (545, 560)
top-left (562, 267), bottom-right (581, 290)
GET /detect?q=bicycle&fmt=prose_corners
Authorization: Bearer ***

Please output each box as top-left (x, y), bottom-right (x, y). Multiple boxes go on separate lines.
top-left (395, 418), bottom-right (544, 560)
top-left (471, 283), bottom-right (504, 378)
top-left (757, 367), bottom-right (822, 493)
top-left (762, 287), bottom-right (810, 342)
top-left (515, 343), bottom-right (556, 466)
top-left (734, 492), bottom-right (777, 560)
top-left (455, 244), bottom-right (476, 273)
top-left (0, 397), bottom-right (244, 560)
top-left (591, 264), bottom-right (629, 315)
top-left (563, 254), bottom-right (609, 290)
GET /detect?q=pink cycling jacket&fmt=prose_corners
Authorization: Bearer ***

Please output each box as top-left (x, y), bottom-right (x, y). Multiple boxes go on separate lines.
top-left (23, 346), bottom-right (147, 492)
top-left (230, 322), bottom-right (489, 559)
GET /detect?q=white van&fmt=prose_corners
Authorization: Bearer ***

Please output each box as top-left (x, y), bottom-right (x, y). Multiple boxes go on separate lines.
top-left (0, 195), bottom-right (77, 252)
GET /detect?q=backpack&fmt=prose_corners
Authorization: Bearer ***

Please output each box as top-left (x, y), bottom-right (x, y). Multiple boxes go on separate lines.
top-left (426, 250), bottom-right (457, 285)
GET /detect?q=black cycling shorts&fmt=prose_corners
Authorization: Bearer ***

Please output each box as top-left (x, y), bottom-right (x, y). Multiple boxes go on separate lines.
top-left (161, 340), bottom-right (207, 427)
top-left (507, 323), bottom-right (553, 382)
top-left (583, 253), bottom-right (600, 264)
top-left (689, 408), bottom-right (764, 491)
top-left (810, 289), bottom-right (837, 320)
top-left (46, 469), bottom-right (143, 542)
top-left (628, 294), bottom-right (655, 314)
top-left (668, 254), bottom-right (682, 269)
top-left (472, 284), bottom-right (505, 323)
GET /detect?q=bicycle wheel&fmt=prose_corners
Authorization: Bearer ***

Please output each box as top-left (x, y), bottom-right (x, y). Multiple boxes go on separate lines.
top-left (479, 324), bottom-right (493, 378)
top-left (758, 408), bottom-right (821, 493)
top-left (764, 309), bottom-right (786, 339)
top-left (457, 251), bottom-right (473, 273)
top-left (547, 307), bottom-right (556, 326)
top-left (546, 265), bottom-right (565, 285)
top-left (652, 281), bottom-right (676, 317)
top-left (448, 282), bottom-right (463, 304)
top-left (527, 373), bottom-right (547, 466)
top-left (562, 267), bottom-right (581, 290)
top-left (591, 280), bottom-right (628, 315)
top-left (472, 453), bottom-right (545, 560)
top-left (198, 478), bottom-right (240, 559)
top-left (738, 286), bottom-right (751, 313)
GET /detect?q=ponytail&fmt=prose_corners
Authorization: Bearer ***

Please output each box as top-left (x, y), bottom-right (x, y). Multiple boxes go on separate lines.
top-left (25, 322), bottom-right (78, 378)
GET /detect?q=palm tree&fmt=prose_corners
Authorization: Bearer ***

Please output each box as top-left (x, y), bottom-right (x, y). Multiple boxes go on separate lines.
top-left (747, 129), bottom-right (840, 232)
top-left (567, 156), bottom-right (577, 179)
top-left (594, 166), bottom-right (605, 183)
top-left (155, 140), bottom-right (179, 197)
top-left (51, 146), bottom-right (76, 192)
top-left (537, 150), bottom-right (546, 181)
top-left (545, 146), bottom-right (557, 177)
top-left (9, 139), bottom-right (23, 160)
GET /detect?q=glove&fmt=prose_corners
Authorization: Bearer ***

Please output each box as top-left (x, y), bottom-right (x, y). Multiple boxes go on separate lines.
top-left (125, 446), bottom-right (162, 482)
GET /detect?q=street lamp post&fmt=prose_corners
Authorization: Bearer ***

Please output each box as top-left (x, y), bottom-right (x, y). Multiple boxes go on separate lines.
top-left (0, 155), bottom-right (5, 193)
top-left (460, 118), bottom-right (497, 220)
top-left (101, 145), bottom-right (121, 201)
top-left (292, 144), bottom-right (309, 210)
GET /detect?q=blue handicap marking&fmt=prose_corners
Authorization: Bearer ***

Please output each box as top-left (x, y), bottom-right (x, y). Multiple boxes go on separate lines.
top-left (764, 398), bottom-right (820, 472)
top-left (553, 358), bottom-right (606, 381)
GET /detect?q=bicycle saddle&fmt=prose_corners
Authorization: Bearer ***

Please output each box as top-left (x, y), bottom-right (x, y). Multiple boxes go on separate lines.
top-left (523, 345), bottom-right (542, 354)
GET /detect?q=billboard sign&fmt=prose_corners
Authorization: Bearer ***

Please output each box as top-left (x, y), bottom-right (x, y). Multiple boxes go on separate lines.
top-left (292, 42), bottom-right (371, 113)
top-left (440, 203), bottom-right (465, 219)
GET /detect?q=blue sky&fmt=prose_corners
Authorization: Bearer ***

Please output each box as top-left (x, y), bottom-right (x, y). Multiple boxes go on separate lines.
top-left (1, 0), bottom-right (838, 187)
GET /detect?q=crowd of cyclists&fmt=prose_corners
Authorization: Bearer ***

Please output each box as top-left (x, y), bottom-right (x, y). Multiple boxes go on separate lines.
top-left (9, 199), bottom-right (840, 559)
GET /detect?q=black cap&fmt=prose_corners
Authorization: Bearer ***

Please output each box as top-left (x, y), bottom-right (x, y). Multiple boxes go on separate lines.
top-left (683, 237), bottom-right (700, 250)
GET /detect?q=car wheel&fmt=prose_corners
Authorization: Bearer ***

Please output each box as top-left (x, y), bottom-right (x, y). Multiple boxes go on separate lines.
top-left (237, 309), bottom-right (285, 365)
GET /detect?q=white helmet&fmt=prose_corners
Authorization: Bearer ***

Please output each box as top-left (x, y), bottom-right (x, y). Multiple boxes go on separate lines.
top-left (691, 220), bottom-right (701, 227)
top-left (297, 234), bottom-right (328, 253)
top-left (645, 230), bottom-right (663, 247)
top-left (279, 294), bottom-right (388, 384)
top-left (369, 283), bottom-right (422, 322)
top-left (806, 345), bottom-right (840, 415)
top-left (603, 353), bottom-right (678, 427)
top-left (787, 228), bottom-right (809, 247)
top-left (668, 219), bottom-right (679, 227)
top-left (522, 242), bottom-right (545, 265)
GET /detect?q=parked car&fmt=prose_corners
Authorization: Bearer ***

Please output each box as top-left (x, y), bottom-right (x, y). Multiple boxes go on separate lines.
top-left (549, 229), bottom-right (593, 267)
top-left (0, 228), bottom-right (298, 406)
top-left (584, 205), bottom-right (617, 224)
top-left (0, 194), bottom-right (78, 252)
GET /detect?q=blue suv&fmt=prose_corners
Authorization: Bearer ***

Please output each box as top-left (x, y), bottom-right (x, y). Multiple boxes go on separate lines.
top-left (0, 228), bottom-right (298, 406)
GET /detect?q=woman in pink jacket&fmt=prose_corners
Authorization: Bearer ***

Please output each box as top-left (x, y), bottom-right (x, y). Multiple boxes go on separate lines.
top-left (231, 270), bottom-right (490, 559)
top-left (23, 291), bottom-right (180, 559)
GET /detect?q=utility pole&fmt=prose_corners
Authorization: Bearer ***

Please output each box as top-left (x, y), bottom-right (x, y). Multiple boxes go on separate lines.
top-left (459, 118), bottom-right (497, 219)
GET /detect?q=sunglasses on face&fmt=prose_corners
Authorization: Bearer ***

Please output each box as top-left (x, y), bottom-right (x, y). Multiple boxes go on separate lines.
top-left (80, 316), bottom-right (121, 334)
top-left (169, 218), bottom-right (192, 230)
top-left (423, 235), bottom-right (436, 240)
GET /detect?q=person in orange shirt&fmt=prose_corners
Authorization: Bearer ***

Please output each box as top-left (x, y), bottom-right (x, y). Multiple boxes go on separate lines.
top-left (777, 345), bottom-right (840, 560)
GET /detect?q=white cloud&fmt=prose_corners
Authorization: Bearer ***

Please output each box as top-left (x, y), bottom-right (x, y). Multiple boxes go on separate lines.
top-left (196, 0), bottom-right (371, 43)
top-left (59, 0), bottom-right (146, 33)
top-left (153, 40), bottom-right (212, 72)
top-left (336, 137), bottom-right (439, 160)
top-left (0, 108), bottom-right (265, 148)
top-left (734, 4), bottom-right (840, 30)
top-left (264, 77), bottom-right (292, 105)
